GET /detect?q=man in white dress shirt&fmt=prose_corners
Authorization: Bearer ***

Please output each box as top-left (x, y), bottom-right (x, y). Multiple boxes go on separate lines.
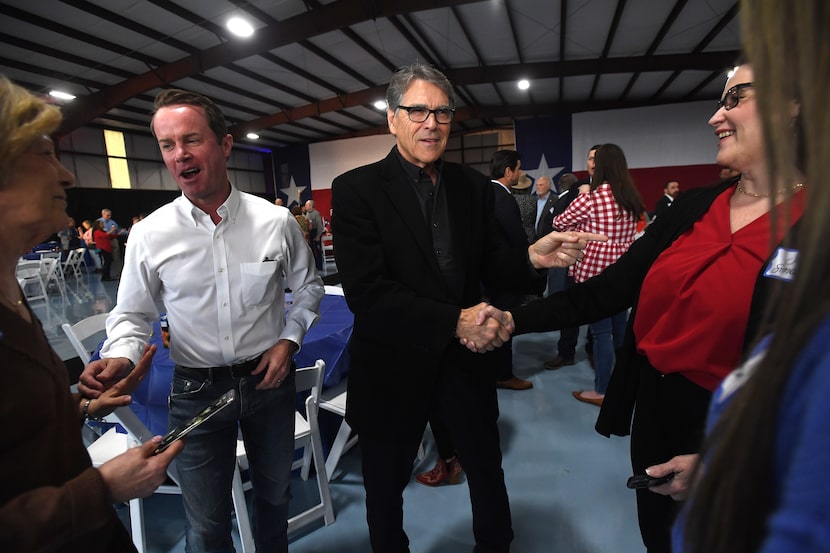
top-left (79, 89), bottom-right (323, 553)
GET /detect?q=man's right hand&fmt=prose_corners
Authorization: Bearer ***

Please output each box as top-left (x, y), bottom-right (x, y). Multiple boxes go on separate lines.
top-left (456, 302), bottom-right (514, 353)
top-left (79, 356), bottom-right (136, 398)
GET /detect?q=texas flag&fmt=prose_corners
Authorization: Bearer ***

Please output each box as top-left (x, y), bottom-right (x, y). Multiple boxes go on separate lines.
top-left (272, 144), bottom-right (313, 209)
top-left (515, 114), bottom-right (573, 192)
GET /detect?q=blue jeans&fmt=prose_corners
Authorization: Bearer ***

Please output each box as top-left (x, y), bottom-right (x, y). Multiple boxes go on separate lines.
top-left (588, 311), bottom-right (628, 394)
top-left (169, 365), bottom-right (295, 553)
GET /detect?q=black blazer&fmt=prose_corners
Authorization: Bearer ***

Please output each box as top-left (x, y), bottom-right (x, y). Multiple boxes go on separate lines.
top-left (331, 148), bottom-right (539, 437)
top-left (510, 176), bottom-right (783, 437)
top-left (534, 193), bottom-right (558, 239)
top-left (491, 182), bottom-right (530, 248)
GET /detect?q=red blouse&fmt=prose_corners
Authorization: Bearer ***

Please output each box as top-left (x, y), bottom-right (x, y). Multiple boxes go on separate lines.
top-left (634, 187), bottom-right (804, 391)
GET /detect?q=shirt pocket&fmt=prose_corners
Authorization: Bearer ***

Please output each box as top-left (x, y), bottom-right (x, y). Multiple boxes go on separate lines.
top-left (240, 256), bottom-right (281, 306)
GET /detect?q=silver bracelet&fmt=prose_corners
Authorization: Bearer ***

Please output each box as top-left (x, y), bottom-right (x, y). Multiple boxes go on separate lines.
top-left (82, 398), bottom-right (104, 422)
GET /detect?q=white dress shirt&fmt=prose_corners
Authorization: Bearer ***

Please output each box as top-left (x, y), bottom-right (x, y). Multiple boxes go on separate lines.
top-left (101, 185), bottom-right (324, 367)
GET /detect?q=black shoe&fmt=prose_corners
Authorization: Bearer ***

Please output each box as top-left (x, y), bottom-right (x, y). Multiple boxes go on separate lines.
top-left (543, 356), bottom-right (575, 370)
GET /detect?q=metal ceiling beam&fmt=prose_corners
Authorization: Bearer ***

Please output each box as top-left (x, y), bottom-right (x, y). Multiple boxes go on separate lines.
top-left (228, 50), bottom-right (737, 137)
top-left (57, 0), bottom-right (482, 134)
top-left (650, 2), bottom-right (740, 101)
top-left (588, 0), bottom-right (627, 102)
top-left (618, 0), bottom-right (688, 101)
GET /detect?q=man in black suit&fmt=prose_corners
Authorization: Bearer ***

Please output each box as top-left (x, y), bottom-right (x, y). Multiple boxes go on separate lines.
top-left (653, 180), bottom-right (680, 220)
top-left (487, 150), bottom-right (534, 391)
top-left (331, 64), bottom-right (602, 553)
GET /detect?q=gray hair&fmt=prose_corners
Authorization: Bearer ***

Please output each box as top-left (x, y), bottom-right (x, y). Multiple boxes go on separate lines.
top-left (385, 64), bottom-right (455, 111)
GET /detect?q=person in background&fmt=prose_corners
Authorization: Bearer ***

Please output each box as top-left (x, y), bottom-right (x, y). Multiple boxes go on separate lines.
top-left (92, 219), bottom-right (114, 281)
top-left (542, 173), bottom-right (578, 296)
top-left (552, 144), bottom-right (644, 406)
top-left (304, 199), bottom-right (324, 270)
top-left (97, 208), bottom-right (125, 268)
top-left (656, 2), bottom-right (829, 551)
top-left (653, 180), bottom-right (681, 220)
top-left (292, 204), bottom-right (311, 243)
top-left (79, 218), bottom-right (101, 270)
top-left (331, 63), bottom-right (603, 553)
top-left (533, 176), bottom-right (556, 240)
top-left (0, 75), bottom-right (181, 553)
top-left (543, 146), bottom-right (601, 371)
top-left (487, 149), bottom-right (534, 391)
top-left (79, 88), bottom-right (323, 553)
top-left (274, 197), bottom-right (284, 206)
top-left (58, 216), bottom-right (81, 251)
top-left (473, 60), bottom-right (806, 552)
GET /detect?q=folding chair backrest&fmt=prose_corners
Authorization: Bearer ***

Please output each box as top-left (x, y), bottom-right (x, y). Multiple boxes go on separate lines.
top-left (61, 312), bottom-right (111, 364)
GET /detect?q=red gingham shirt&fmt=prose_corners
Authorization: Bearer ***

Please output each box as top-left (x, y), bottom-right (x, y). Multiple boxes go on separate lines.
top-left (552, 182), bottom-right (637, 283)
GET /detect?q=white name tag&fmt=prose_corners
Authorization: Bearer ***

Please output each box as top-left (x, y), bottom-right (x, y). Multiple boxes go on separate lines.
top-left (763, 247), bottom-right (798, 282)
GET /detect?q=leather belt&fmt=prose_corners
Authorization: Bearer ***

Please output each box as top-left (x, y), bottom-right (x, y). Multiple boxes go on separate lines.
top-left (179, 354), bottom-right (264, 379)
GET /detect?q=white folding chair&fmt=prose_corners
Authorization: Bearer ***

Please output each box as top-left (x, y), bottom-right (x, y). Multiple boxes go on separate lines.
top-left (235, 359), bottom-right (335, 534)
top-left (63, 314), bottom-right (256, 553)
top-left (16, 259), bottom-right (48, 303)
top-left (321, 232), bottom-right (335, 264)
top-left (61, 312), bottom-right (111, 364)
top-left (39, 253), bottom-right (67, 302)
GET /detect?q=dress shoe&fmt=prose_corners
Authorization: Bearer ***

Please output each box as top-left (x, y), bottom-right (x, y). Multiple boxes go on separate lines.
top-left (543, 356), bottom-right (575, 370)
top-left (572, 390), bottom-right (604, 407)
top-left (496, 376), bottom-right (533, 390)
top-left (415, 457), bottom-right (464, 487)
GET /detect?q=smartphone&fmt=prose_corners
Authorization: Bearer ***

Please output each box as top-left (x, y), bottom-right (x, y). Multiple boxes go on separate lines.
top-left (153, 389), bottom-right (237, 454)
top-left (626, 472), bottom-right (675, 489)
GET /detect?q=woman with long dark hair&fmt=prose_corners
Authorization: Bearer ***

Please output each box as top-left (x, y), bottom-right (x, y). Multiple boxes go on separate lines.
top-left (552, 143), bottom-right (644, 406)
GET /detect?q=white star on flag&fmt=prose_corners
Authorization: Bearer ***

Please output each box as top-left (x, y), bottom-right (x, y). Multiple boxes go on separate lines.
top-left (280, 175), bottom-right (307, 207)
top-left (524, 154), bottom-right (564, 182)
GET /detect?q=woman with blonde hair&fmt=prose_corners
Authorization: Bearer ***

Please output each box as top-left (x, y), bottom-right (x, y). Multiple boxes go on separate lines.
top-left (0, 76), bottom-right (182, 552)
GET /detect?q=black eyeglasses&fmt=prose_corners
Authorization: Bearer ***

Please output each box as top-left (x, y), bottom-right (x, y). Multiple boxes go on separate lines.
top-left (396, 105), bottom-right (455, 124)
top-left (717, 82), bottom-right (754, 111)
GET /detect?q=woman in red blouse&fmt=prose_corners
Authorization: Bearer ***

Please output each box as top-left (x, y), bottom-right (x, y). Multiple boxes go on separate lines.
top-left (552, 143), bottom-right (644, 406)
top-left (485, 62), bottom-right (806, 552)
top-left (92, 219), bottom-right (115, 281)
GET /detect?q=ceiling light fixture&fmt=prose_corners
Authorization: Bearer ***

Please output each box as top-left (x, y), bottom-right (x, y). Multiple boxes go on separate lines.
top-left (49, 90), bottom-right (76, 101)
top-left (227, 17), bottom-right (254, 38)
top-left (246, 132), bottom-right (260, 140)
top-left (373, 100), bottom-right (387, 110)
top-left (518, 79), bottom-right (530, 90)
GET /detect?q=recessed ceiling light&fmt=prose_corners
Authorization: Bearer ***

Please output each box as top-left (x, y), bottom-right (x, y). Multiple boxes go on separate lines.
top-left (49, 90), bottom-right (76, 101)
top-left (518, 79), bottom-right (530, 90)
top-left (227, 17), bottom-right (254, 38)
top-left (246, 132), bottom-right (260, 140)
top-left (373, 100), bottom-right (387, 110)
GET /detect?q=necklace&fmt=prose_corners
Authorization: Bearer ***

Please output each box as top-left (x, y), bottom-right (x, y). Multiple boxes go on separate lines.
top-left (0, 294), bottom-right (23, 310)
top-left (736, 181), bottom-right (804, 198)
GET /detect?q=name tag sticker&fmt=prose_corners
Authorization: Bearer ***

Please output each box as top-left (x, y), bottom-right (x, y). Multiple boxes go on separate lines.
top-left (763, 247), bottom-right (798, 282)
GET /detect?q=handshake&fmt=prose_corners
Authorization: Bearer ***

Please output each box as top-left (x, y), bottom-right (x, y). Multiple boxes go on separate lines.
top-left (456, 302), bottom-right (514, 353)
top-left (455, 230), bottom-right (607, 353)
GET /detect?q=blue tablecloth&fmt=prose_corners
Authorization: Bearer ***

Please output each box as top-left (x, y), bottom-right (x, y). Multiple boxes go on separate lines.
top-left (99, 293), bottom-right (353, 436)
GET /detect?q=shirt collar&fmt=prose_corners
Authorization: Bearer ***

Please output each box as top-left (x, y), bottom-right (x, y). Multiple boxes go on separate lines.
top-left (395, 147), bottom-right (443, 183)
top-left (178, 182), bottom-right (239, 227)
top-left (491, 179), bottom-right (512, 194)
